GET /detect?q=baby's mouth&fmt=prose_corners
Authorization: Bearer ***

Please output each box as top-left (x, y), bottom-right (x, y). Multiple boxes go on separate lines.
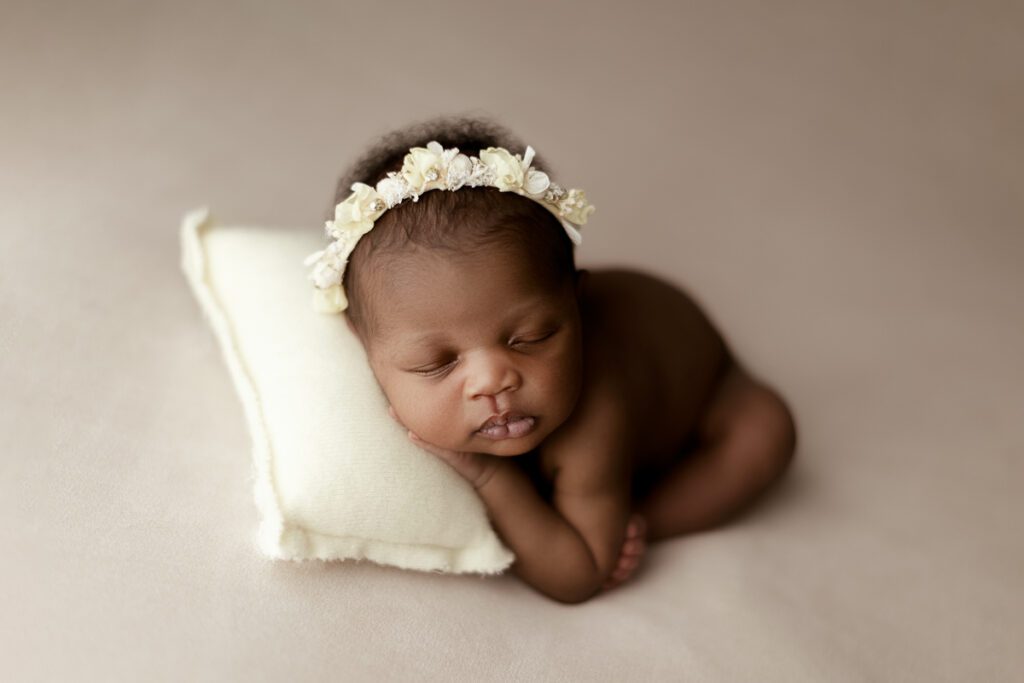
top-left (475, 413), bottom-right (537, 440)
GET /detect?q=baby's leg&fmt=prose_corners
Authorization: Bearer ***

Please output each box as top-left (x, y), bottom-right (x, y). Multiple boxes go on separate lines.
top-left (636, 363), bottom-right (797, 541)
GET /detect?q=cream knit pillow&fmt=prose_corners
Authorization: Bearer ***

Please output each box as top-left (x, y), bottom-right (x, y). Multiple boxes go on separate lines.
top-left (179, 207), bottom-right (513, 573)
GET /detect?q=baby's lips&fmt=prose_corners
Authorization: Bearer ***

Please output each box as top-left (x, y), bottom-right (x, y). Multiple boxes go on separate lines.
top-left (475, 415), bottom-right (537, 441)
top-left (477, 411), bottom-right (527, 431)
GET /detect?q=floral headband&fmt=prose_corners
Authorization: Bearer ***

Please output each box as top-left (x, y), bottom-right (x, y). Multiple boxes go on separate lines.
top-left (304, 141), bottom-right (596, 313)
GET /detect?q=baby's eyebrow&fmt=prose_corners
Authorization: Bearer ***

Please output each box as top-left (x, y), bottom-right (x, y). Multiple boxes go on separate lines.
top-left (405, 331), bottom-right (448, 347)
top-left (385, 299), bottom-right (562, 353)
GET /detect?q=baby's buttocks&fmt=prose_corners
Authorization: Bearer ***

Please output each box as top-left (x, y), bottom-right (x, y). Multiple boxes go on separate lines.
top-left (580, 269), bottom-right (731, 475)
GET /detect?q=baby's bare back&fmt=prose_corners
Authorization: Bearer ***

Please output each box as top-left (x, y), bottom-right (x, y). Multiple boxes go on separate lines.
top-left (579, 268), bottom-right (731, 475)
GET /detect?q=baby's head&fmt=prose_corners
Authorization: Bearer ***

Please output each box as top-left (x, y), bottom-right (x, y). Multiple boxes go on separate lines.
top-left (331, 116), bottom-right (586, 456)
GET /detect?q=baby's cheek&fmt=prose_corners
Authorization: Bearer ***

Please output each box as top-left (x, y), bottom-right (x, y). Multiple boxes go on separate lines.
top-left (398, 387), bottom-right (459, 441)
top-left (545, 349), bottom-right (582, 398)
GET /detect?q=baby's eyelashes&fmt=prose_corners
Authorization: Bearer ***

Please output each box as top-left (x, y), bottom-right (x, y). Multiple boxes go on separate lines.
top-left (408, 359), bottom-right (457, 378)
top-left (401, 328), bottom-right (559, 377)
top-left (509, 329), bottom-right (558, 348)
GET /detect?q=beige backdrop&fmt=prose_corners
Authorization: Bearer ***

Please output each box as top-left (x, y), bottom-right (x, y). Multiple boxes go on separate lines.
top-left (2, 1), bottom-right (1022, 681)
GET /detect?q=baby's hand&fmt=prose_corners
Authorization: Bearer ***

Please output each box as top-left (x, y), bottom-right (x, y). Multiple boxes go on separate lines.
top-left (601, 514), bottom-right (647, 592)
top-left (388, 406), bottom-right (500, 489)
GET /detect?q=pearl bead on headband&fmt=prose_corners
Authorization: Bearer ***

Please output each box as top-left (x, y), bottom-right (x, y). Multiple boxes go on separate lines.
top-left (304, 141), bottom-right (596, 313)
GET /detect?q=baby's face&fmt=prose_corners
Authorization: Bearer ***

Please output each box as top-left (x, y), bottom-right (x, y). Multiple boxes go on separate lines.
top-left (360, 245), bottom-right (583, 457)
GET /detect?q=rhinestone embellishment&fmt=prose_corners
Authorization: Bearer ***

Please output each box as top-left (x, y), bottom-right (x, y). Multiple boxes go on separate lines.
top-left (544, 184), bottom-right (566, 202)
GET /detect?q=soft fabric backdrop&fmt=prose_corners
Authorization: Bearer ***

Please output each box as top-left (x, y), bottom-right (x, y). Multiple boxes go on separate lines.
top-left (2, 1), bottom-right (1021, 680)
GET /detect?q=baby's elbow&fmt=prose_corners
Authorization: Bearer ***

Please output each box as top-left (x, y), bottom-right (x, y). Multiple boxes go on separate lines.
top-left (543, 567), bottom-right (607, 605)
top-left (769, 391), bottom-right (798, 476)
top-left (748, 386), bottom-right (798, 485)
top-left (546, 579), bottom-right (602, 605)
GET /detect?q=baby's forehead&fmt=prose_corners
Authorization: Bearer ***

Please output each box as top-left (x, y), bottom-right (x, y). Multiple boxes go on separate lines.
top-left (376, 285), bottom-right (565, 334)
top-left (372, 241), bottom-right (547, 297)
top-left (370, 269), bottom-right (571, 347)
top-left (356, 230), bottom-right (576, 343)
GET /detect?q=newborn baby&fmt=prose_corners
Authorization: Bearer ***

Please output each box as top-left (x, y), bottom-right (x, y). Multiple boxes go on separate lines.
top-left (307, 116), bottom-right (796, 603)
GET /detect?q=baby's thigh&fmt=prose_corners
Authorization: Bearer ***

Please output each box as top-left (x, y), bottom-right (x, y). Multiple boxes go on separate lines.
top-left (695, 363), bottom-right (798, 477)
top-left (631, 361), bottom-right (795, 501)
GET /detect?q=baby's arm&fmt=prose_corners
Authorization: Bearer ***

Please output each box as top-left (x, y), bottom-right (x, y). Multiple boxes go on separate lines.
top-left (403, 387), bottom-right (634, 603)
top-left (477, 448), bottom-right (631, 603)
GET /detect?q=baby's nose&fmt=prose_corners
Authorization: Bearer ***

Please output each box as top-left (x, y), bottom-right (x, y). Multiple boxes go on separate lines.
top-left (464, 352), bottom-right (521, 399)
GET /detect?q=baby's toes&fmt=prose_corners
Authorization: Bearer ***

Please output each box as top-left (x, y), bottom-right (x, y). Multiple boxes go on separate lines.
top-left (626, 513), bottom-right (647, 541)
top-left (612, 552), bottom-right (640, 579)
top-left (603, 554), bottom-right (641, 592)
top-left (601, 576), bottom-right (621, 591)
top-left (631, 514), bottom-right (647, 539)
top-left (626, 520), bottom-right (640, 539)
top-left (611, 560), bottom-right (638, 583)
top-left (622, 537), bottom-right (645, 557)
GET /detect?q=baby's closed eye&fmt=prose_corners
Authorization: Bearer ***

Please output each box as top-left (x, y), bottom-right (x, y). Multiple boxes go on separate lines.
top-left (509, 329), bottom-right (558, 348)
top-left (408, 358), bottom-right (458, 377)
top-left (401, 326), bottom-right (561, 378)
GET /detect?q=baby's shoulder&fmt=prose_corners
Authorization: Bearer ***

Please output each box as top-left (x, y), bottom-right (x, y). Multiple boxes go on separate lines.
top-left (581, 268), bottom-right (704, 319)
top-left (582, 267), bottom-right (724, 348)
top-left (579, 268), bottom-right (713, 363)
top-left (575, 267), bottom-right (730, 459)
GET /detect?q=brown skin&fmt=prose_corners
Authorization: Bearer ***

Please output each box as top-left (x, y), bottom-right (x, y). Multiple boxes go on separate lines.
top-left (353, 243), bottom-right (797, 604)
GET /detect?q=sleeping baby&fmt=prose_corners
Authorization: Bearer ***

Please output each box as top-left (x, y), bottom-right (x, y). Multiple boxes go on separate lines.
top-left (305, 115), bottom-right (797, 604)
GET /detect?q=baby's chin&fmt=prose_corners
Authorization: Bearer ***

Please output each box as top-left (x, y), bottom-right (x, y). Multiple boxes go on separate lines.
top-left (476, 440), bottom-right (537, 457)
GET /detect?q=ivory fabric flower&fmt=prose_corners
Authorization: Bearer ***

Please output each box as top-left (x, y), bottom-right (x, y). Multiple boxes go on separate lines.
top-left (512, 146), bottom-right (549, 196)
top-left (375, 175), bottom-right (409, 208)
top-left (523, 168), bottom-right (550, 196)
top-left (445, 153), bottom-right (473, 190)
top-left (401, 141), bottom-right (459, 194)
top-left (401, 146), bottom-right (437, 193)
top-left (479, 147), bottom-right (525, 191)
top-left (304, 239), bottom-right (349, 287)
top-left (309, 257), bottom-right (340, 289)
top-left (465, 156), bottom-right (496, 187)
top-left (557, 189), bottom-right (595, 225)
top-left (331, 182), bottom-right (387, 235)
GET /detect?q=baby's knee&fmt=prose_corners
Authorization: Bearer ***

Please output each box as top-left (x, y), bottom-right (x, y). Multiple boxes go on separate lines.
top-left (733, 385), bottom-right (797, 483)
top-left (766, 384), bottom-right (796, 447)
